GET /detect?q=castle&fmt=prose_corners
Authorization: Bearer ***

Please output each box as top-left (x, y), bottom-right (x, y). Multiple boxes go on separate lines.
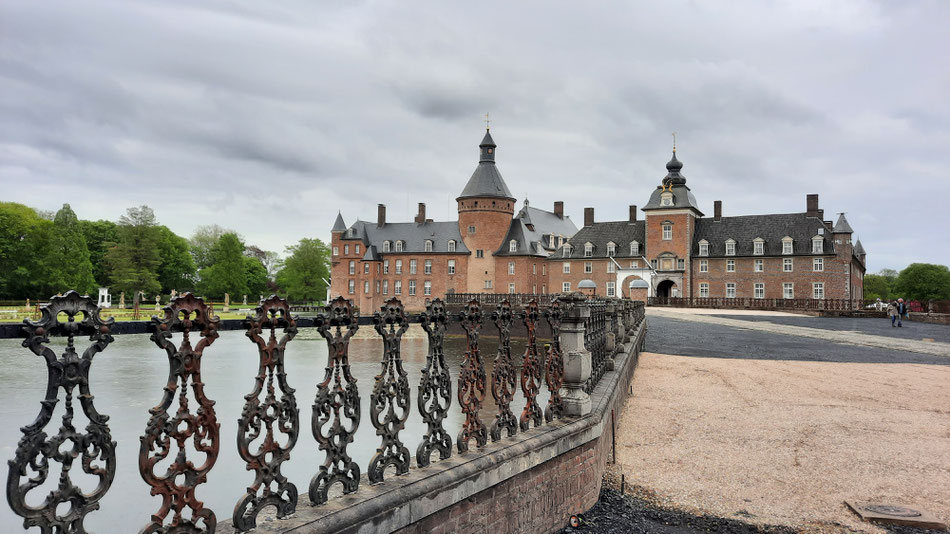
top-left (330, 129), bottom-right (866, 310)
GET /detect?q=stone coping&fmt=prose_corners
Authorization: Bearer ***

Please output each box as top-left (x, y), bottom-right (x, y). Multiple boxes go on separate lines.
top-left (218, 320), bottom-right (647, 534)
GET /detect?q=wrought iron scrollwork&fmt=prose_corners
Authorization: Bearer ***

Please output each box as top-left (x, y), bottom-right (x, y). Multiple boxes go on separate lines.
top-left (309, 296), bottom-right (360, 505)
top-left (456, 299), bottom-right (487, 453)
top-left (416, 298), bottom-right (452, 467)
top-left (489, 299), bottom-right (517, 442)
top-left (368, 298), bottom-right (411, 483)
top-left (519, 299), bottom-right (543, 431)
top-left (543, 299), bottom-right (564, 422)
top-left (139, 292), bottom-right (221, 534)
top-left (7, 291), bottom-right (116, 533)
top-left (232, 296), bottom-right (299, 531)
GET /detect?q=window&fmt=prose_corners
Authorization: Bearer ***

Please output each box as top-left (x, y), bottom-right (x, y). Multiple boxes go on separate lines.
top-left (662, 224), bottom-right (672, 240)
top-left (753, 239), bottom-right (764, 255)
top-left (562, 282), bottom-right (571, 292)
top-left (699, 283), bottom-right (709, 297)
top-left (532, 264), bottom-right (537, 274)
top-left (813, 257), bottom-right (823, 271)
top-left (698, 241), bottom-right (708, 256)
top-left (755, 259), bottom-right (763, 272)
top-left (549, 235), bottom-right (555, 248)
top-left (376, 281), bottom-right (380, 294)
top-left (364, 263), bottom-right (370, 274)
top-left (700, 259), bottom-right (708, 272)
top-left (727, 259), bottom-right (735, 272)
top-left (812, 237), bottom-right (823, 254)
top-left (394, 280), bottom-right (401, 295)
top-left (606, 242), bottom-right (616, 256)
top-left (383, 241), bottom-right (391, 252)
top-left (476, 250), bottom-right (484, 258)
top-left (509, 240), bottom-right (517, 252)
top-left (532, 284), bottom-right (537, 294)
top-left (484, 280), bottom-right (492, 289)
top-left (395, 259), bottom-right (403, 274)
top-left (726, 283), bottom-right (736, 298)
top-left (584, 243), bottom-right (593, 257)
top-left (348, 260), bottom-right (355, 275)
top-left (813, 282), bottom-right (824, 299)
top-left (408, 280), bottom-right (416, 296)
top-left (725, 240), bottom-right (736, 256)
top-left (448, 259), bottom-right (456, 275)
top-left (383, 280), bottom-right (389, 295)
top-left (542, 265), bottom-right (546, 275)
top-left (424, 259), bottom-right (432, 274)
top-left (558, 236), bottom-right (564, 248)
top-left (606, 281), bottom-right (616, 297)
top-left (754, 283), bottom-right (765, 299)
top-left (817, 227), bottom-right (824, 235)
top-left (344, 244), bottom-right (349, 255)
top-left (782, 238), bottom-right (793, 255)
top-left (607, 261), bottom-right (615, 273)
top-left (584, 261), bottom-right (592, 274)
top-left (508, 283), bottom-right (515, 294)
top-left (563, 262), bottom-right (571, 274)
top-left (677, 258), bottom-right (685, 270)
top-left (508, 262), bottom-right (515, 275)
top-left (784, 258), bottom-right (793, 272)
top-left (410, 259), bottom-right (417, 274)
top-left (630, 241), bottom-right (639, 256)
top-left (424, 280), bottom-right (431, 296)
top-left (424, 240), bottom-right (433, 252)
top-left (651, 259), bottom-right (657, 269)
top-left (562, 244), bottom-right (571, 257)
top-left (364, 281), bottom-right (369, 294)
top-left (468, 225), bottom-right (476, 234)
top-left (783, 283), bottom-right (794, 299)
top-left (348, 280), bottom-right (355, 294)
top-left (395, 241), bottom-right (404, 252)
top-left (355, 245), bottom-right (360, 255)
top-left (630, 260), bottom-right (639, 268)
top-left (448, 240), bottom-right (456, 252)
top-left (333, 246), bottom-right (339, 256)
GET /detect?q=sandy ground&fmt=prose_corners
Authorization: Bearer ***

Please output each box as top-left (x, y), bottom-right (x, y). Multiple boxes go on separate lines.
top-left (616, 351), bottom-right (950, 533)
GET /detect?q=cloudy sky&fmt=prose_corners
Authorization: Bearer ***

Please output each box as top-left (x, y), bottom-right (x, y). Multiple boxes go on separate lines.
top-left (1, 0), bottom-right (948, 272)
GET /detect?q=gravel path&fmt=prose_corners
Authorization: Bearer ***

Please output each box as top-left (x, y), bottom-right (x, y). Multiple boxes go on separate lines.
top-left (710, 314), bottom-right (950, 344)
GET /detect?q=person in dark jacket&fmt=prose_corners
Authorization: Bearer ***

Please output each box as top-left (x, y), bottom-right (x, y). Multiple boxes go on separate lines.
top-left (895, 298), bottom-right (908, 327)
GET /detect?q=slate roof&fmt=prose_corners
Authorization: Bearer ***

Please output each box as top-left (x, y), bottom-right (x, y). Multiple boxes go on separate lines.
top-left (692, 213), bottom-right (834, 256)
top-left (458, 130), bottom-right (514, 200)
top-left (854, 239), bottom-right (866, 255)
top-left (832, 213), bottom-right (854, 233)
top-left (332, 212), bottom-right (347, 232)
top-left (642, 153), bottom-right (702, 214)
top-left (494, 204), bottom-right (578, 257)
top-left (548, 220), bottom-right (646, 260)
top-left (341, 220), bottom-right (470, 254)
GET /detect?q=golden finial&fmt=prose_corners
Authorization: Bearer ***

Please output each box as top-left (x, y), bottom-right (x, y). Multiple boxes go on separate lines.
top-left (672, 132), bottom-right (677, 153)
top-left (484, 112), bottom-right (491, 130)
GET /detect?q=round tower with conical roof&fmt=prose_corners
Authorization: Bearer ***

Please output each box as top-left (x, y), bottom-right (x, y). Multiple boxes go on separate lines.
top-left (457, 129), bottom-right (516, 293)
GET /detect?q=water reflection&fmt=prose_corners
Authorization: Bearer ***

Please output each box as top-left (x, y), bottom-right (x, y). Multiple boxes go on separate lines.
top-left (0, 328), bottom-right (550, 531)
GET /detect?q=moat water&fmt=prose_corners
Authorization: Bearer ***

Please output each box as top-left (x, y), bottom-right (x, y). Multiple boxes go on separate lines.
top-left (0, 329), bottom-right (548, 531)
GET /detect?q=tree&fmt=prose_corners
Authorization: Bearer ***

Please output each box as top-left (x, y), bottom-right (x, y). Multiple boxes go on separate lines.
top-left (46, 204), bottom-right (97, 295)
top-left (0, 202), bottom-right (54, 299)
top-left (190, 224), bottom-right (233, 271)
top-left (198, 233), bottom-right (248, 299)
top-left (156, 226), bottom-right (196, 294)
top-left (79, 219), bottom-right (118, 287)
top-left (106, 206), bottom-right (162, 297)
top-left (244, 256), bottom-right (268, 299)
top-left (893, 263), bottom-right (950, 302)
top-left (275, 238), bottom-right (330, 301)
top-left (863, 274), bottom-right (892, 301)
top-left (245, 245), bottom-right (282, 281)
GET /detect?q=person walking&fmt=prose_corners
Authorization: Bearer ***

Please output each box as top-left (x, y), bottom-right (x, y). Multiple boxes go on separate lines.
top-left (895, 298), bottom-right (908, 327)
top-left (887, 300), bottom-right (899, 327)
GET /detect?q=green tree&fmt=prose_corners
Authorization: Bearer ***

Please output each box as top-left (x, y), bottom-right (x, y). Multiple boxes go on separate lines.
top-left (79, 219), bottom-right (118, 287)
top-left (198, 233), bottom-right (248, 299)
top-left (0, 202), bottom-right (54, 299)
top-left (156, 226), bottom-right (196, 293)
top-left (863, 274), bottom-right (893, 301)
top-left (46, 204), bottom-right (97, 295)
top-left (245, 245), bottom-right (282, 281)
top-left (190, 224), bottom-right (232, 271)
top-left (275, 238), bottom-right (330, 301)
top-left (106, 206), bottom-right (162, 297)
top-left (893, 263), bottom-right (950, 302)
top-left (244, 256), bottom-right (268, 299)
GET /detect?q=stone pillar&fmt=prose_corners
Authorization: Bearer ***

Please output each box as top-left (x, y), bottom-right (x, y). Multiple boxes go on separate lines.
top-left (118, 292), bottom-right (125, 309)
top-left (559, 292), bottom-right (591, 417)
top-left (605, 301), bottom-right (617, 371)
top-left (223, 293), bottom-right (230, 313)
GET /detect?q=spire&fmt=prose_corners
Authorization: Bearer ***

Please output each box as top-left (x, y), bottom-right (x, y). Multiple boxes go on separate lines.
top-left (833, 213), bottom-right (853, 233)
top-left (458, 128), bottom-right (513, 201)
top-left (331, 211), bottom-right (346, 232)
top-left (663, 151), bottom-right (686, 186)
top-left (479, 129), bottom-right (496, 162)
top-left (854, 238), bottom-right (866, 255)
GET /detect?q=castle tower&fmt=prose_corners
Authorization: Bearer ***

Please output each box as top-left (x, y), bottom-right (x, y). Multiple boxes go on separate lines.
top-left (457, 129), bottom-right (516, 293)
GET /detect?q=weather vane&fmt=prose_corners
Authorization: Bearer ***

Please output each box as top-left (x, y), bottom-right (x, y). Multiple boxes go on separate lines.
top-left (484, 112), bottom-right (491, 130)
top-left (672, 132), bottom-right (677, 153)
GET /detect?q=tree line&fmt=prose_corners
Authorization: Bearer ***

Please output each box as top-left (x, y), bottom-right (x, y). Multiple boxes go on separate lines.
top-left (0, 202), bottom-right (330, 302)
top-left (863, 264), bottom-right (950, 302)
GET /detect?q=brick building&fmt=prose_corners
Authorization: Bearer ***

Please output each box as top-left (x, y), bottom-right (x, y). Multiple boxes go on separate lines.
top-left (330, 129), bottom-right (577, 311)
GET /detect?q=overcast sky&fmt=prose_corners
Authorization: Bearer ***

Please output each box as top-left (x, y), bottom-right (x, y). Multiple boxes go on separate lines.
top-left (2, 1), bottom-right (948, 273)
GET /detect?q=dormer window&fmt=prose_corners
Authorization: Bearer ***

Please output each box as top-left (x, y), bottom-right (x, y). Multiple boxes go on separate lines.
top-left (781, 237), bottom-right (793, 255)
top-left (812, 236), bottom-right (823, 254)
top-left (584, 243), bottom-right (593, 257)
top-left (394, 240), bottom-right (404, 252)
top-left (549, 235), bottom-right (555, 248)
top-left (558, 236), bottom-right (564, 248)
top-left (382, 240), bottom-right (391, 253)
top-left (725, 239), bottom-right (736, 256)
top-left (447, 240), bottom-right (456, 252)
top-left (347, 228), bottom-right (356, 238)
top-left (753, 238), bottom-right (764, 256)
top-left (606, 242), bottom-right (616, 257)
top-left (509, 239), bottom-right (517, 252)
top-left (630, 241), bottom-right (639, 256)
top-left (563, 244), bottom-right (572, 257)
top-left (424, 240), bottom-right (433, 252)
top-left (661, 191), bottom-right (674, 207)
top-left (698, 240), bottom-right (709, 256)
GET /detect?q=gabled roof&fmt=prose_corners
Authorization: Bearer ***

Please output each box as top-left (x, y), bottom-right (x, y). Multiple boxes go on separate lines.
top-left (833, 213), bottom-right (854, 233)
top-left (332, 212), bottom-right (347, 232)
top-left (341, 220), bottom-right (470, 254)
top-left (549, 220), bottom-right (646, 260)
top-left (495, 204), bottom-right (578, 257)
top-left (692, 213), bottom-right (833, 256)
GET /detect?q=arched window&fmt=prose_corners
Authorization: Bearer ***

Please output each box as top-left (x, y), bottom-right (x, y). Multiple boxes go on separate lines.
top-left (563, 244), bottom-right (572, 257)
top-left (382, 241), bottom-right (391, 252)
top-left (753, 238), bottom-right (765, 256)
top-left (424, 240), bottom-right (433, 252)
top-left (725, 239), bottom-right (736, 256)
top-left (698, 239), bottom-right (709, 256)
top-left (447, 240), bottom-right (456, 252)
top-left (606, 242), bottom-right (616, 257)
top-left (584, 243), bottom-right (593, 257)
top-left (630, 241), bottom-right (639, 256)
top-left (509, 239), bottom-right (517, 252)
top-left (395, 240), bottom-right (404, 252)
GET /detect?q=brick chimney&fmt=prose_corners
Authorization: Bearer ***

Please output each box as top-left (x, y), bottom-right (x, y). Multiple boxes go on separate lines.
top-left (377, 204), bottom-right (386, 227)
top-left (714, 200), bottom-right (722, 221)
top-left (584, 207), bottom-right (594, 227)
top-left (414, 203), bottom-right (426, 223)
top-left (817, 209), bottom-right (824, 221)
top-left (806, 194), bottom-right (819, 217)
top-left (554, 201), bottom-right (564, 219)
top-left (629, 205), bottom-right (637, 223)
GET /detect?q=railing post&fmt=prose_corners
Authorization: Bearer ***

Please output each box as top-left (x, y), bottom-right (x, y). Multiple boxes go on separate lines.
top-left (559, 292), bottom-right (592, 417)
top-left (604, 301), bottom-right (617, 371)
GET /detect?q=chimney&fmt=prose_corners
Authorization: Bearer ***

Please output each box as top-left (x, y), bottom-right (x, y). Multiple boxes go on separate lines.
top-left (806, 194), bottom-right (819, 217)
top-left (817, 209), bottom-right (824, 221)
top-left (714, 200), bottom-right (722, 221)
top-left (629, 205), bottom-right (637, 223)
top-left (415, 203), bottom-right (426, 223)
top-left (377, 204), bottom-right (386, 227)
top-left (554, 201), bottom-right (564, 219)
top-left (584, 207), bottom-right (594, 227)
